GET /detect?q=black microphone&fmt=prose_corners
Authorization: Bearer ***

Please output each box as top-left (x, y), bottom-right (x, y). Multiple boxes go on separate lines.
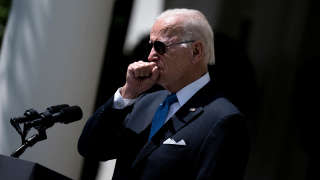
top-left (11, 104), bottom-right (70, 124)
top-left (27, 106), bottom-right (83, 127)
top-left (10, 105), bottom-right (83, 158)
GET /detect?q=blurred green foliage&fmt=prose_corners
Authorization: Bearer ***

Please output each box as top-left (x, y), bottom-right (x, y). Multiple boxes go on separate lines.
top-left (0, 0), bottom-right (12, 49)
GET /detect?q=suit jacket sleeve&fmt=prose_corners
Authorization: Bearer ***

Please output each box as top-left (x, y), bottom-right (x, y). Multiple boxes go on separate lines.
top-left (77, 95), bottom-right (137, 161)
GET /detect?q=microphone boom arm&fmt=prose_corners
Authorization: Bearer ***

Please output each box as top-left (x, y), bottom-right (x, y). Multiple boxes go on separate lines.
top-left (11, 129), bottom-right (47, 158)
top-left (9, 104), bottom-right (82, 158)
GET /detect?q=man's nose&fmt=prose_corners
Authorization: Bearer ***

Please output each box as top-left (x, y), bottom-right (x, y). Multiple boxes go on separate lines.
top-left (147, 47), bottom-right (158, 62)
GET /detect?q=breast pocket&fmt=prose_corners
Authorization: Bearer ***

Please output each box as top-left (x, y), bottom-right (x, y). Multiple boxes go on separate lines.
top-left (151, 139), bottom-right (191, 163)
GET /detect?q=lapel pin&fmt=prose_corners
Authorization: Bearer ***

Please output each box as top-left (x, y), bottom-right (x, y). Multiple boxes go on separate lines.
top-left (189, 108), bottom-right (196, 112)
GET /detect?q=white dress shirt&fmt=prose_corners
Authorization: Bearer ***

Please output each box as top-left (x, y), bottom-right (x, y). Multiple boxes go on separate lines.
top-left (113, 73), bottom-right (210, 122)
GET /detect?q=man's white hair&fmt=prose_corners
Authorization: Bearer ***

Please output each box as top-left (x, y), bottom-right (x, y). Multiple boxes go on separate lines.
top-left (157, 9), bottom-right (215, 65)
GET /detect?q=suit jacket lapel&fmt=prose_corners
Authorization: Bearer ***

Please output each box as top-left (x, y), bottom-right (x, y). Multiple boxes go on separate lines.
top-left (170, 106), bottom-right (204, 133)
top-left (169, 78), bottom-right (220, 133)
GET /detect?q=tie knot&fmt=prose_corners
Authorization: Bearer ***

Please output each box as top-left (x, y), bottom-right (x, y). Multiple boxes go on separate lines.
top-left (165, 93), bottom-right (178, 106)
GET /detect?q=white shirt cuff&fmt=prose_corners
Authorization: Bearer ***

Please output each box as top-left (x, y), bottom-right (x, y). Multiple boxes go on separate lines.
top-left (112, 88), bottom-right (137, 109)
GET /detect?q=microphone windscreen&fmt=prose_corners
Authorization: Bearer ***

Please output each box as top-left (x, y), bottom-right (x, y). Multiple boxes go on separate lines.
top-left (60, 106), bottom-right (83, 124)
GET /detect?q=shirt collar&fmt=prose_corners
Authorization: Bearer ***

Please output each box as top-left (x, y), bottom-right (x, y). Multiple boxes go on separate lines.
top-left (175, 72), bottom-right (210, 107)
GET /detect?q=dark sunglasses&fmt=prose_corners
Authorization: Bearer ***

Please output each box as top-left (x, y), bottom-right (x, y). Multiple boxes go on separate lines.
top-left (149, 40), bottom-right (195, 55)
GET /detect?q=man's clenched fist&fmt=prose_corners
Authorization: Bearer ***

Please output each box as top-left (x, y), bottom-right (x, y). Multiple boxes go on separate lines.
top-left (120, 61), bottom-right (159, 99)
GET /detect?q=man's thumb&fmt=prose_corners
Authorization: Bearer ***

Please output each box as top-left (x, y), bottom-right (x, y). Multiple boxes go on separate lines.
top-left (151, 66), bottom-right (159, 81)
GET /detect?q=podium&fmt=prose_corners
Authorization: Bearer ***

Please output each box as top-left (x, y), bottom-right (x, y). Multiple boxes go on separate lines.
top-left (0, 154), bottom-right (71, 180)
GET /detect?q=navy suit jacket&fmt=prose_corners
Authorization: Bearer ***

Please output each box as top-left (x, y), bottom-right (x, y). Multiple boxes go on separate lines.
top-left (78, 82), bottom-right (250, 180)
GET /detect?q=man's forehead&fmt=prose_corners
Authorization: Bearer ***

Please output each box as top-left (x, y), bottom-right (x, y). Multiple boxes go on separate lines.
top-left (150, 17), bottom-right (184, 41)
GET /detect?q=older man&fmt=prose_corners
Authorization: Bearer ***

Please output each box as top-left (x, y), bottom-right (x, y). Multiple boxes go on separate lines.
top-left (78, 9), bottom-right (250, 180)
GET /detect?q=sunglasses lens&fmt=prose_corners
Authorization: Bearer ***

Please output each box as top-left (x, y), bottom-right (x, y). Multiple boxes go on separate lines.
top-left (154, 41), bottom-right (166, 54)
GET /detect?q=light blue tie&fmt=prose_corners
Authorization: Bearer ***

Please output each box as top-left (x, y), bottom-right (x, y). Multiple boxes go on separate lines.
top-left (148, 93), bottom-right (178, 141)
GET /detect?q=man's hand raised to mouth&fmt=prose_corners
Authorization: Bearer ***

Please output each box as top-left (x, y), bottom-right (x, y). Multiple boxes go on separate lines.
top-left (120, 61), bottom-right (159, 99)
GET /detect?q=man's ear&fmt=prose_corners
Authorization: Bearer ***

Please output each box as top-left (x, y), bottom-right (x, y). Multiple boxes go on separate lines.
top-left (191, 41), bottom-right (204, 64)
